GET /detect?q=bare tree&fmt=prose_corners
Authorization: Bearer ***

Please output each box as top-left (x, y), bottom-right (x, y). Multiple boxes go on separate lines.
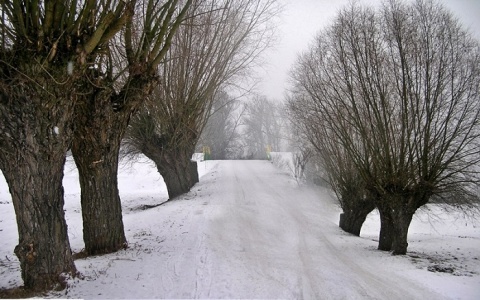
top-left (0, 0), bottom-right (132, 290)
top-left (242, 95), bottom-right (284, 159)
top-left (196, 90), bottom-right (246, 159)
top-left (287, 92), bottom-right (375, 236)
top-left (289, 0), bottom-right (480, 254)
top-left (123, 0), bottom-right (279, 199)
top-left (70, 0), bottom-right (191, 256)
top-left (291, 147), bottom-right (314, 185)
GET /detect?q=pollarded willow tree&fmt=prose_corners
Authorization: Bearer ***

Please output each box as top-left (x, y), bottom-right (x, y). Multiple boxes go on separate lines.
top-left (123, 0), bottom-right (279, 199)
top-left (287, 91), bottom-right (375, 236)
top-left (0, 0), bottom-right (132, 290)
top-left (289, 0), bottom-right (480, 254)
top-left (71, 0), bottom-right (192, 256)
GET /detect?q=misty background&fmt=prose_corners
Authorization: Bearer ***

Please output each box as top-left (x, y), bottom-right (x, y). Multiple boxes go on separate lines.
top-left (197, 0), bottom-right (480, 159)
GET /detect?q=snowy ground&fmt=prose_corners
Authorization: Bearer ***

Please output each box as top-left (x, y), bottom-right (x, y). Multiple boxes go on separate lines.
top-left (0, 156), bottom-right (479, 299)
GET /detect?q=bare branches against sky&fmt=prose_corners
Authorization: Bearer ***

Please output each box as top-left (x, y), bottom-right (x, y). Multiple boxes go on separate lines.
top-left (259, 0), bottom-right (480, 100)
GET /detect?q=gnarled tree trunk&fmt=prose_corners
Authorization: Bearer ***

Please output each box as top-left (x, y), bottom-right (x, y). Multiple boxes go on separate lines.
top-left (389, 194), bottom-right (423, 255)
top-left (377, 205), bottom-right (394, 251)
top-left (376, 190), bottom-right (429, 254)
top-left (339, 199), bottom-right (375, 236)
top-left (141, 141), bottom-right (199, 199)
top-left (390, 209), bottom-right (414, 255)
top-left (157, 154), bottom-right (199, 199)
top-left (72, 91), bottom-right (131, 255)
top-left (0, 89), bottom-right (76, 290)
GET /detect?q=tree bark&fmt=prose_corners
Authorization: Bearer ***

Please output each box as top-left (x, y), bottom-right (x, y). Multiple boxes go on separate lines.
top-left (158, 156), bottom-right (199, 199)
top-left (2, 157), bottom-right (77, 290)
top-left (339, 200), bottom-right (375, 236)
top-left (0, 91), bottom-right (76, 290)
top-left (390, 204), bottom-right (415, 255)
top-left (377, 187), bottom-right (430, 254)
top-left (392, 212), bottom-right (413, 255)
top-left (141, 142), bottom-right (199, 199)
top-left (377, 206), bottom-right (394, 251)
top-left (72, 73), bottom-right (157, 255)
top-left (72, 91), bottom-right (129, 255)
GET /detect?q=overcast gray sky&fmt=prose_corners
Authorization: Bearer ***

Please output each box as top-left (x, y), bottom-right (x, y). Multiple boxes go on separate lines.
top-left (258, 0), bottom-right (480, 101)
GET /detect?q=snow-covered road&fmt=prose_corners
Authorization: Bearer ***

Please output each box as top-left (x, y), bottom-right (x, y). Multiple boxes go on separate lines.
top-left (164, 160), bottom-right (444, 299)
top-left (2, 159), bottom-right (478, 299)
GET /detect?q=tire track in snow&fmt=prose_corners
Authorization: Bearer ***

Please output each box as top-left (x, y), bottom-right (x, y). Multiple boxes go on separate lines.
top-left (256, 161), bottom-right (447, 300)
top-left (125, 160), bottom-right (447, 299)
top-left (207, 160), bottom-right (446, 300)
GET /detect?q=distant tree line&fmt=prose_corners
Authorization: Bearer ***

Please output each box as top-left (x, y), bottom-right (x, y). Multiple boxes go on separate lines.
top-left (196, 94), bottom-right (289, 160)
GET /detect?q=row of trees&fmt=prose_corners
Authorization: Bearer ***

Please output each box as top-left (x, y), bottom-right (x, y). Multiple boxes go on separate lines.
top-left (195, 94), bottom-right (289, 160)
top-left (197, 91), bottom-right (246, 160)
top-left (122, 0), bottom-right (278, 198)
top-left (0, 0), bottom-right (277, 291)
top-left (288, 0), bottom-right (480, 255)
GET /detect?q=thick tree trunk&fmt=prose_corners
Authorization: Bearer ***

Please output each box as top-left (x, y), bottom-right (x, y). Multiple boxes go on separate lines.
top-left (3, 156), bottom-right (76, 290)
top-left (376, 196), bottom-right (417, 254)
top-left (377, 207), bottom-right (394, 251)
top-left (390, 206), bottom-right (415, 255)
top-left (339, 200), bottom-right (375, 236)
top-left (72, 93), bottom-right (129, 255)
top-left (142, 144), bottom-right (199, 199)
top-left (0, 91), bottom-right (76, 290)
top-left (72, 71), bottom-right (157, 255)
top-left (2, 157), bottom-right (77, 290)
top-left (159, 157), bottom-right (199, 199)
top-left (391, 221), bottom-right (412, 255)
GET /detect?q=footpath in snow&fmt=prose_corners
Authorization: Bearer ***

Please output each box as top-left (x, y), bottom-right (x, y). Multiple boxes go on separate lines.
top-left (0, 159), bottom-right (479, 299)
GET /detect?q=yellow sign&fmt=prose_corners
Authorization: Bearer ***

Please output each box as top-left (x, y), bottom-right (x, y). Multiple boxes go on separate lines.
top-left (203, 146), bottom-right (211, 160)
